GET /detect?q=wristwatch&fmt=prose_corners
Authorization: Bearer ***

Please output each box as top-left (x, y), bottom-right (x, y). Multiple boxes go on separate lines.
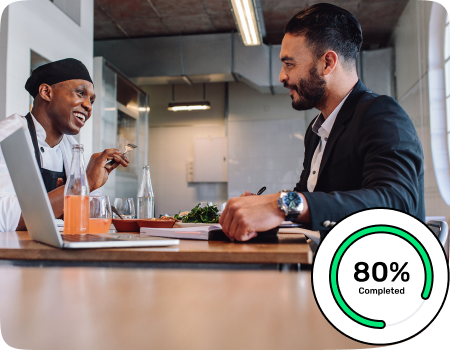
top-left (277, 190), bottom-right (303, 221)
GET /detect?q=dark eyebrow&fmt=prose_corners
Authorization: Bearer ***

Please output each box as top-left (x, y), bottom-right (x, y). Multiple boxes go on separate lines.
top-left (281, 56), bottom-right (294, 62)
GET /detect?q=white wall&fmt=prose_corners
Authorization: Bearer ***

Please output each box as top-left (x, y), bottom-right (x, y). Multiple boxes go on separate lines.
top-left (148, 124), bottom-right (228, 216)
top-left (0, 0), bottom-right (94, 156)
top-left (142, 81), bottom-right (313, 216)
top-left (391, 0), bottom-right (450, 219)
top-left (227, 82), bottom-right (312, 197)
top-left (142, 83), bottom-right (227, 216)
top-left (0, 7), bottom-right (9, 124)
top-left (360, 48), bottom-right (394, 97)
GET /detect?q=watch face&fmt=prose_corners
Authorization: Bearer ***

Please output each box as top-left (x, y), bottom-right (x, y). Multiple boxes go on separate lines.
top-left (283, 192), bottom-right (301, 210)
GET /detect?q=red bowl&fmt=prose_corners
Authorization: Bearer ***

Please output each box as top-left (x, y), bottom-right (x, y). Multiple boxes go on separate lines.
top-left (137, 219), bottom-right (176, 229)
top-left (112, 219), bottom-right (140, 232)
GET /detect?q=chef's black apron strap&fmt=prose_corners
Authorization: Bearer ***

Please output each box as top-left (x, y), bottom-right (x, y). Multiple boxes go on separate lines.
top-left (24, 113), bottom-right (42, 169)
top-left (40, 167), bottom-right (67, 194)
top-left (24, 113), bottom-right (67, 193)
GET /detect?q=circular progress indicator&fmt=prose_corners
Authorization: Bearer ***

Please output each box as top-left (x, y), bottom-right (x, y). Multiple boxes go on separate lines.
top-left (312, 209), bottom-right (449, 345)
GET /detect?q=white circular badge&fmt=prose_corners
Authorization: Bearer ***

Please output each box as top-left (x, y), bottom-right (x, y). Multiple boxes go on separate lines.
top-left (312, 209), bottom-right (449, 345)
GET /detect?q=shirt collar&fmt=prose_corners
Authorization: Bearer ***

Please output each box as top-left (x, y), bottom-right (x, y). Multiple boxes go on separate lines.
top-left (30, 112), bottom-right (63, 148)
top-left (312, 89), bottom-right (353, 138)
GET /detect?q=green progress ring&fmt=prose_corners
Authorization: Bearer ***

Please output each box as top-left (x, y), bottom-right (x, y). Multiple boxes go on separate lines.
top-left (329, 225), bottom-right (433, 329)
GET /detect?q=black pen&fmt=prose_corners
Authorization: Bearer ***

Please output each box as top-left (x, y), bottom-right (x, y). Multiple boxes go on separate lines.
top-left (256, 186), bottom-right (267, 195)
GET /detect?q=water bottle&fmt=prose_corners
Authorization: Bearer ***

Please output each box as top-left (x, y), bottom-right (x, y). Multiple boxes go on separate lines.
top-left (64, 144), bottom-right (90, 233)
top-left (137, 165), bottom-right (154, 218)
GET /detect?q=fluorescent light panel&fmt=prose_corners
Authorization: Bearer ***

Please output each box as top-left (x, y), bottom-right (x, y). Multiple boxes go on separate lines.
top-left (230, 0), bottom-right (261, 46)
top-left (168, 101), bottom-right (211, 112)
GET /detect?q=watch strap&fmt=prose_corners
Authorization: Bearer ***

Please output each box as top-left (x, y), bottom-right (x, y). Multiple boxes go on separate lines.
top-left (285, 212), bottom-right (301, 221)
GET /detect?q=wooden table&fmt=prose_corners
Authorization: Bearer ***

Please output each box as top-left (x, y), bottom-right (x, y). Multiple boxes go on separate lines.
top-left (0, 230), bottom-right (313, 266)
top-left (0, 265), bottom-right (372, 350)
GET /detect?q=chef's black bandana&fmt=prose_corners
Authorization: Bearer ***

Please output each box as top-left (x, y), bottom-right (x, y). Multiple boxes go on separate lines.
top-left (25, 58), bottom-right (93, 98)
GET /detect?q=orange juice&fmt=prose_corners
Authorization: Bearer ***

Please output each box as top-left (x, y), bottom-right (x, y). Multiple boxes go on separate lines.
top-left (64, 195), bottom-right (89, 234)
top-left (89, 218), bottom-right (112, 233)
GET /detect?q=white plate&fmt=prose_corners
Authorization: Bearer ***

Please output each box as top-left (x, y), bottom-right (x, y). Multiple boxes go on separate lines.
top-left (175, 222), bottom-right (220, 228)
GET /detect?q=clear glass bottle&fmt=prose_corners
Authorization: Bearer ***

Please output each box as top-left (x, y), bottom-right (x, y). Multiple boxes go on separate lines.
top-left (137, 165), bottom-right (154, 219)
top-left (64, 144), bottom-right (90, 233)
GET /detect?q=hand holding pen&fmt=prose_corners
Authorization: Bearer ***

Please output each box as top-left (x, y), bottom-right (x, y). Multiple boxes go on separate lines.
top-left (241, 186), bottom-right (267, 197)
top-left (256, 186), bottom-right (266, 195)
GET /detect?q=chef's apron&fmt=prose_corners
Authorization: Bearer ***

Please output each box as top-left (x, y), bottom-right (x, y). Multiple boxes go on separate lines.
top-left (24, 113), bottom-right (67, 193)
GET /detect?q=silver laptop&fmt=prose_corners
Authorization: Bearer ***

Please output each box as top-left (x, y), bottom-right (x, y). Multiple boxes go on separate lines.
top-left (1, 127), bottom-right (180, 249)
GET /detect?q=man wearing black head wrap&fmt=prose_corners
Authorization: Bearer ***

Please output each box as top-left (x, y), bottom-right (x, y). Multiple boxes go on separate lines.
top-left (0, 58), bottom-right (129, 231)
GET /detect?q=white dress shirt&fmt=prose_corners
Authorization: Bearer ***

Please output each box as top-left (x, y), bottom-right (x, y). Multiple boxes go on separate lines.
top-left (0, 114), bottom-right (78, 232)
top-left (307, 91), bottom-right (352, 192)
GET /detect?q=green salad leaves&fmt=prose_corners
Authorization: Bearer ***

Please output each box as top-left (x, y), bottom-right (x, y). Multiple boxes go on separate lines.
top-left (175, 203), bottom-right (220, 223)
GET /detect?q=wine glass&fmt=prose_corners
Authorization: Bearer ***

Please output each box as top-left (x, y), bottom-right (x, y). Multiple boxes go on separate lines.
top-left (199, 202), bottom-right (213, 208)
top-left (218, 202), bottom-right (227, 214)
top-left (89, 195), bottom-right (112, 234)
top-left (114, 198), bottom-right (135, 219)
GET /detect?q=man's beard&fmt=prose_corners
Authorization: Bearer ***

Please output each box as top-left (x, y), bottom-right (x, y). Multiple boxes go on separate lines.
top-left (286, 66), bottom-right (327, 111)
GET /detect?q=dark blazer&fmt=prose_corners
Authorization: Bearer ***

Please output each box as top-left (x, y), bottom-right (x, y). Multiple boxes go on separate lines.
top-left (294, 80), bottom-right (425, 238)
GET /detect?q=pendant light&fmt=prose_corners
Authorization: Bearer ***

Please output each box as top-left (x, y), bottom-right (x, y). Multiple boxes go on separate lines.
top-left (168, 83), bottom-right (211, 112)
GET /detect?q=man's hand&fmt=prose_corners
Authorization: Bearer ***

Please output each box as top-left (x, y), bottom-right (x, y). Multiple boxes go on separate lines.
top-left (56, 178), bottom-right (64, 188)
top-left (86, 149), bottom-right (129, 192)
top-left (219, 193), bottom-right (284, 241)
top-left (240, 190), bottom-right (255, 197)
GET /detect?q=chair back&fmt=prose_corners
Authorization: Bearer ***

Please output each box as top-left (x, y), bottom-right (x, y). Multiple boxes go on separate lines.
top-left (427, 220), bottom-right (449, 259)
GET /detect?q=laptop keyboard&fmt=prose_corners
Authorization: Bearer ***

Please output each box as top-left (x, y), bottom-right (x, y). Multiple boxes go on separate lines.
top-left (61, 234), bottom-right (122, 242)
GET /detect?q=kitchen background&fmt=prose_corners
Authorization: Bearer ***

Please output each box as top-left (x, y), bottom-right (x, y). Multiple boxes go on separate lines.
top-left (0, 0), bottom-right (447, 221)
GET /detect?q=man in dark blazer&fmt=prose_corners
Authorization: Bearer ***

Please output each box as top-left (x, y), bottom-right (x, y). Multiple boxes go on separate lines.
top-left (294, 79), bottom-right (425, 238)
top-left (220, 3), bottom-right (425, 241)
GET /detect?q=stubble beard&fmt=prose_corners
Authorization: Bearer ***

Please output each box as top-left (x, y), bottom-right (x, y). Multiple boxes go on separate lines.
top-left (290, 66), bottom-right (327, 111)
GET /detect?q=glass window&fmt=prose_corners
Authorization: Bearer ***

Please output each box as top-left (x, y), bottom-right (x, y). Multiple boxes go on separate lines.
top-left (445, 15), bottom-right (450, 154)
top-left (445, 19), bottom-right (450, 58)
top-left (429, 4), bottom-right (450, 205)
top-left (117, 110), bottom-right (137, 175)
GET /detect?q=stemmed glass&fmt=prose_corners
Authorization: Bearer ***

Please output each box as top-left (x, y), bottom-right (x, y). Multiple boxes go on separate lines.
top-left (199, 202), bottom-right (213, 208)
top-left (113, 198), bottom-right (135, 219)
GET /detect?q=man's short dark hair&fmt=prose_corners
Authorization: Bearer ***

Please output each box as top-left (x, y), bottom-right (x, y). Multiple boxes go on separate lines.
top-left (284, 3), bottom-right (363, 67)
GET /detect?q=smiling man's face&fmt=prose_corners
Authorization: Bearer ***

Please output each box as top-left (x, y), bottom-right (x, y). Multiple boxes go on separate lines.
top-left (47, 79), bottom-right (95, 135)
top-left (279, 34), bottom-right (327, 111)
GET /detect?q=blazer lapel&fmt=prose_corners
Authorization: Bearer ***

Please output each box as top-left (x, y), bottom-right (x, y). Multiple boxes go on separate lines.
top-left (305, 129), bottom-right (320, 167)
top-left (317, 80), bottom-right (369, 179)
top-left (304, 117), bottom-right (321, 172)
top-left (296, 115), bottom-right (321, 191)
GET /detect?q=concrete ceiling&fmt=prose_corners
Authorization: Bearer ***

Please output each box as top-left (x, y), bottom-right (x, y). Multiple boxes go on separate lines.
top-left (94, 0), bottom-right (409, 49)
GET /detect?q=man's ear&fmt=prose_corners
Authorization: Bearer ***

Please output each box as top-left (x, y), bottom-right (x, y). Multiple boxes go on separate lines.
top-left (37, 84), bottom-right (52, 102)
top-left (322, 51), bottom-right (338, 76)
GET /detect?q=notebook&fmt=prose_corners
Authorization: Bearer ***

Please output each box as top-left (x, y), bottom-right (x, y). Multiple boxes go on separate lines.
top-left (140, 225), bottom-right (280, 241)
top-left (140, 225), bottom-right (223, 240)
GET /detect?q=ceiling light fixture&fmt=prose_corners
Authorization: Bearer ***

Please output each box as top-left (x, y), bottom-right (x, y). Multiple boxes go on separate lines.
top-left (229, 0), bottom-right (261, 46)
top-left (168, 102), bottom-right (211, 112)
top-left (168, 83), bottom-right (211, 112)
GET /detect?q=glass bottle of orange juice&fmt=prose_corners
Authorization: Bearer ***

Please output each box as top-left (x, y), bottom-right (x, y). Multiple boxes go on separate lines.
top-left (64, 144), bottom-right (90, 234)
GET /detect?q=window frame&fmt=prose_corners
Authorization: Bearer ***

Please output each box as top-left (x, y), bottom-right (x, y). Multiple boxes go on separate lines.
top-left (429, 3), bottom-right (450, 205)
